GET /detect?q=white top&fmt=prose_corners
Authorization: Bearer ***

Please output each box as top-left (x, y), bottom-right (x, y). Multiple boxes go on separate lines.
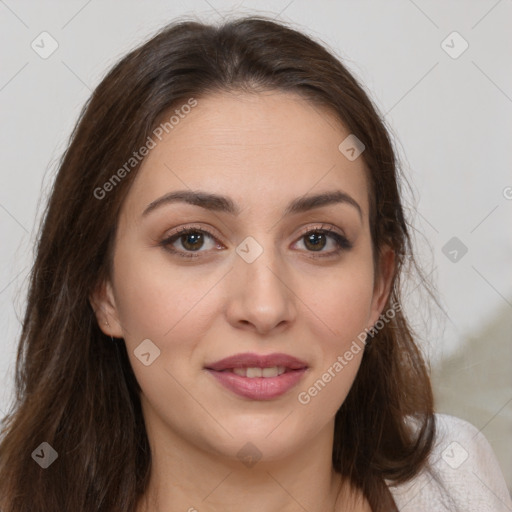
top-left (386, 413), bottom-right (512, 511)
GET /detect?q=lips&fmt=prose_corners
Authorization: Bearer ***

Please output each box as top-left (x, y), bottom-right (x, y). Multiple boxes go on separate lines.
top-left (205, 352), bottom-right (308, 372)
top-left (204, 352), bottom-right (309, 400)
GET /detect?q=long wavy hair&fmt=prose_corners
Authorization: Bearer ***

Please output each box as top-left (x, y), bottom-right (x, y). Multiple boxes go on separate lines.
top-left (0, 15), bottom-right (436, 511)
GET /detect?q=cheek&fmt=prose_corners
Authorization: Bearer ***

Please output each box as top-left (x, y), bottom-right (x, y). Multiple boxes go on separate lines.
top-left (111, 248), bottom-right (220, 424)
top-left (112, 245), bottom-right (218, 343)
top-left (303, 257), bottom-right (375, 341)
top-left (308, 281), bottom-right (373, 337)
top-left (295, 259), bottom-right (375, 415)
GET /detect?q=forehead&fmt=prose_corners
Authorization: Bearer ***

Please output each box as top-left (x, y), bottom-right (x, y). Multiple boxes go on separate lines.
top-left (122, 90), bottom-right (370, 220)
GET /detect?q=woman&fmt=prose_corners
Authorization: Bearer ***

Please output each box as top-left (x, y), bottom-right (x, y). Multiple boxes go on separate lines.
top-left (0, 15), bottom-right (509, 512)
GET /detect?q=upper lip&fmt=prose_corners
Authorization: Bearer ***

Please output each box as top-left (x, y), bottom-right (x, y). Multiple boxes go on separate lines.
top-left (205, 352), bottom-right (308, 371)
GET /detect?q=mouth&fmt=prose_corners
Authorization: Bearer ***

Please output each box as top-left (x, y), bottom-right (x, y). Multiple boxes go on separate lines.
top-left (222, 366), bottom-right (289, 378)
top-left (205, 352), bottom-right (308, 372)
top-left (204, 352), bottom-right (309, 400)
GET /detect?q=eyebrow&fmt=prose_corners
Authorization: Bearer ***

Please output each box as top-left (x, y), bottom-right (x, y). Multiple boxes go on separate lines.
top-left (142, 189), bottom-right (362, 220)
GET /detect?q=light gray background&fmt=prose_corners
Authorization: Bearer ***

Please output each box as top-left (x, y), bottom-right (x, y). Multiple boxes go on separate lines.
top-left (1, 0), bottom-right (511, 492)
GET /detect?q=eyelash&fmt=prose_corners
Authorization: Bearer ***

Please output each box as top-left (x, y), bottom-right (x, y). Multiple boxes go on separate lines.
top-left (158, 224), bottom-right (353, 260)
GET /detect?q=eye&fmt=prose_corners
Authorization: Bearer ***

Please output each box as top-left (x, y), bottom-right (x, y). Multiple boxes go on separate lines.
top-left (293, 224), bottom-right (352, 258)
top-left (159, 225), bottom-right (222, 259)
top-left (158, 223), bottom-right (352, 259)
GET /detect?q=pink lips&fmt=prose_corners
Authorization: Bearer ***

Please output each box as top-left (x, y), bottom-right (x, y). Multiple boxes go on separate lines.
top-left (204, 352), bottom-right (309, 401)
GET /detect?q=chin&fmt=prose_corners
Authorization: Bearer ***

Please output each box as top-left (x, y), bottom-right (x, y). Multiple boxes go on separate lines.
top-left (202, 416), bottom-right (314, 463)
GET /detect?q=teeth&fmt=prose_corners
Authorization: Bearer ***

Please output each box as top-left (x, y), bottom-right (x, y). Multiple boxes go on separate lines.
top-left (232, 366), bottom-right (286, 378)
top-left (232, 367), bottom-right (247, 377)
top-left (247, 367), bottom-right (262, 378)
top-left (262, 367), bottom-right (278, 377)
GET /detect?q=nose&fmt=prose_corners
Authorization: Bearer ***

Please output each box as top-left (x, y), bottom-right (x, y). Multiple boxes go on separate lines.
top-left (224, 240), bottom-right (297, 336)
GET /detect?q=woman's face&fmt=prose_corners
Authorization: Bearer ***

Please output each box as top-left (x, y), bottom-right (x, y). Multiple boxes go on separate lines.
top-left (93, 90), bottom-right (393, 463)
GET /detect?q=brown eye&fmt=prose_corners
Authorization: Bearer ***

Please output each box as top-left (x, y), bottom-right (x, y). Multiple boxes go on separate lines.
top-left (295, 227), bottom-right (352, 257)
top-left (303, 231), bottom-right (328, 251)
top-left (159, 227), bottom-right (221, 259)
top-left (178, 231), bottom-right (206, 251)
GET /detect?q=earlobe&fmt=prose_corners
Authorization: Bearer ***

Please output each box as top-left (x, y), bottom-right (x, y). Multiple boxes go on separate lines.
top-left (369, 245), bottom-right (396, 327)
top-left (89, 280), bottom-right (124, 338)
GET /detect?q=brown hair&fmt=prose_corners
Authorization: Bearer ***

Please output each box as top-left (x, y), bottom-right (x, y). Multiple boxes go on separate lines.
top-left (0, 15), bottom-right (436, 511)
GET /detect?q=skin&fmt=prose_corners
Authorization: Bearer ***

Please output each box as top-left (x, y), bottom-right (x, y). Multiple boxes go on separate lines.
top-left (91, 90), bottom-right (394, 512)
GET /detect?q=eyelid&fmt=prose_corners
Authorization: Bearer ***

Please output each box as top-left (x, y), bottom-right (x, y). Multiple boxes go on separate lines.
top-left (164, 224), bottom-right (227, 244)
top-left (295, 222), bottom-right (346, 239)
top-left (162, 222), bottom-right (346, 245)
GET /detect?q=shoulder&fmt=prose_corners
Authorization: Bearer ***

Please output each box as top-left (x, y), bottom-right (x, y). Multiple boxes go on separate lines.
top-left (387, 413), bottom-right (512, 512)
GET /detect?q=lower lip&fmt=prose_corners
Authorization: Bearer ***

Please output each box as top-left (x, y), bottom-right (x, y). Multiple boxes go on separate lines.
top-left (206, 368), bottom-right (308, 400)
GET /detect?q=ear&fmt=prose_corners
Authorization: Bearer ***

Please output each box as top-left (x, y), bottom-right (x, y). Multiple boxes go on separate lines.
top-left (89, 279), bottom-right (124, 338)
top-left (368, 245), bottom-right (396, 327)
